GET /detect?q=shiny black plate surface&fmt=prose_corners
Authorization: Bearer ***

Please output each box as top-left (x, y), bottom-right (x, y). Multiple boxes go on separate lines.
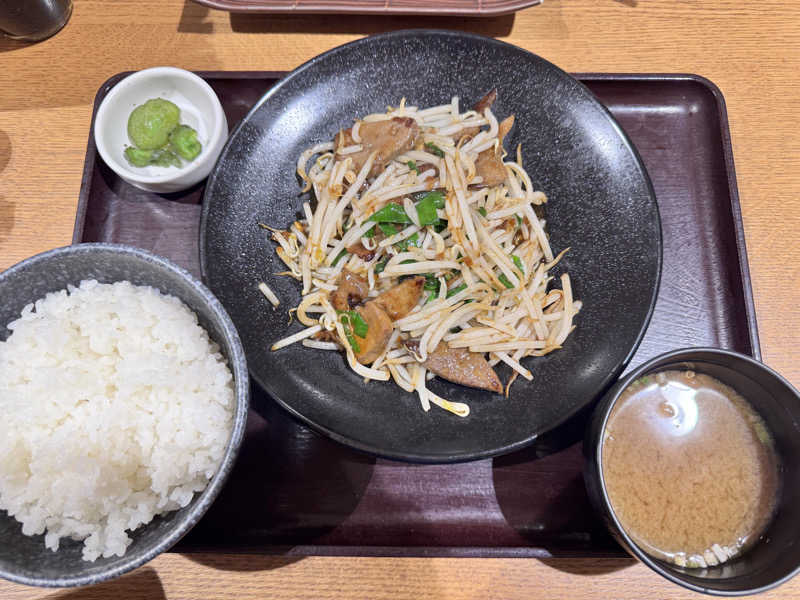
top-left (200, 31), bottom-right (661, 462)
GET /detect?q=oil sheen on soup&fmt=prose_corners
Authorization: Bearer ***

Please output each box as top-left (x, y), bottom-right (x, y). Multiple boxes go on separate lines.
top-left (602, 370), bottom-right (780, 569)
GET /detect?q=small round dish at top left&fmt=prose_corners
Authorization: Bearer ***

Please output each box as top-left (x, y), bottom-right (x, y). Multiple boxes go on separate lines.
top-left (94, 67), bottom-right (228, 194)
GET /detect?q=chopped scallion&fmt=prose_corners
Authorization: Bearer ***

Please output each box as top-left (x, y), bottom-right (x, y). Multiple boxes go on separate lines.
top-left (423, 273), bottom-right (439, 292)
top-left (379, 222), bottom-right (399, 237)
top-left (511, 255), bottom-right (524, 274)
top-left (498, 274), bottom-right (515, 289)
top-left (395, 232), bottom-right (420, 252)
top-left (446, 283), bottom-right (467, 298)
top-left (425, 142), bottom-right (445, 158)
top-left (349, 311), bottom-right (369, 338)
top-left (374, 258), bottom-right (388, 274)
top-left (369, 202), bottom-right (412, 224)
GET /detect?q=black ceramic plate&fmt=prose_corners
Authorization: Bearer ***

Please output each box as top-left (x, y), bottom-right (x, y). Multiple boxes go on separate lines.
top-left (200, 30), bottom-right (661, 463)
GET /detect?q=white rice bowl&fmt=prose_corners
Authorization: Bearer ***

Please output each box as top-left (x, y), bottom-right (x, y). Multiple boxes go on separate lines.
top-left (0, 280), bottom-right (234, 562)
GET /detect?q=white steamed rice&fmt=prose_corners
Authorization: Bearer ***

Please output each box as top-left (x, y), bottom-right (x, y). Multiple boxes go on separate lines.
top-left (0, 280), bottom-right (234, 561)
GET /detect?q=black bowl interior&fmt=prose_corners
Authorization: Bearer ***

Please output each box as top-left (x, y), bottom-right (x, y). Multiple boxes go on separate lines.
top-left (0, 244), bottom-right (247, 587)
top-left (201, 29), bottom-right (661, 462)
top-left (593, 349), bottom-right (800, 595)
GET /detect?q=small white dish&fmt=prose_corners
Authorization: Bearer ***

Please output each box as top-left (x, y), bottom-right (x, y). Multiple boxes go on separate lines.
top-left (94, 67), bottom-right (228, 194)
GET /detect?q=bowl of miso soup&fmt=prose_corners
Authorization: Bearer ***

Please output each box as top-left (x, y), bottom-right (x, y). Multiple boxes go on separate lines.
top-left (584, 347), bottom-right (800, 595)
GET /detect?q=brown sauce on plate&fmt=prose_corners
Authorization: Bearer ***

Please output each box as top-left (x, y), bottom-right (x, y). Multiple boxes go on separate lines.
top-left (602, 370), bottom-right (780, 568)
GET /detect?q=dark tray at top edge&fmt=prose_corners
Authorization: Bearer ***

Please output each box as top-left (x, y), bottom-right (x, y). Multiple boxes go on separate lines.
top-left (71, 71), bottom-right (759, 557)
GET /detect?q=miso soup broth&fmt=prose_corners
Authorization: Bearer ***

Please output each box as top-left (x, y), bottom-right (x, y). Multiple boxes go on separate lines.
top-left (602, 370), bottom-right (780, 569)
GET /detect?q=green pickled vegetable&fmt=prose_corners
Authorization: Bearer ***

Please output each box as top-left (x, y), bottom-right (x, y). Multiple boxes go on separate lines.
top-left (149, 148), bottom-right (181, 168)
top-left (127, 98), bottom-right (180, 150)
top-left (124, 146), bottom-right (180, 168)
top-left (124, 98), bottom-right (202, 170)
top-left (477, 207), bottom-right (487, 217)
top-left (169, 124), bottom-right (202, 161)
top-left (124, 146), bottom-right (153, 167)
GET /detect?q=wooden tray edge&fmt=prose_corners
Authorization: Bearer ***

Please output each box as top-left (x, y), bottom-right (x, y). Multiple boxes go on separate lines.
top-left (188, 0), bottom-right (542, 16)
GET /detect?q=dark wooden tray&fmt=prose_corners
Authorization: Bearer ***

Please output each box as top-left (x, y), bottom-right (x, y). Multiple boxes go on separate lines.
top-left (189, 0), bottom-right (541, 16)
top-left (75, 71), bottom-right (758, 558)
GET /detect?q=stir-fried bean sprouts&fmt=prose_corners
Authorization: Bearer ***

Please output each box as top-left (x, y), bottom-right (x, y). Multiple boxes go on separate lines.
top-left (264, 95), bottom-right (580, 417)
